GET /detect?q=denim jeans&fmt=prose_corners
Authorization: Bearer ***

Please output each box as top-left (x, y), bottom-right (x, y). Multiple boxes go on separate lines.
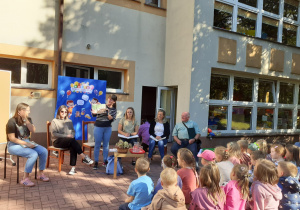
top-left (148, 138), bottom-right (168, 159)
top-left (94, 126), bottom-right (112, 162)
top-left (8, 139), bottom-right (48, 173)
top-left (171, 140), bottom-right (198, 162)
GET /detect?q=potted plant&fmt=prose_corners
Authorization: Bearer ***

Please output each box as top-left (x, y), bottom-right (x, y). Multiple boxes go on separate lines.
top-left (115, 139), bottom-right (132, 153)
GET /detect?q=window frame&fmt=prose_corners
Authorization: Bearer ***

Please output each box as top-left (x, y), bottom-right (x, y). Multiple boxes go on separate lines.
top-left (215, 0), bottom-right (300, 46)
top-left (64, 64), bottom-right (91, 79)
top-left (0, 56), bottom-right (52, 89)
top-left (94, 68), bottom-right (124, 93)
top-left (209, 73), bottom-right (300, 134)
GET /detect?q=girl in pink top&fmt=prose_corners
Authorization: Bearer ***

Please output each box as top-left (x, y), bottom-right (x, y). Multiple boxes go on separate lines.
top-left (223, 164), bottom-right (249, 210)
top-left (177, 148), bottom-right (199, 204)
top-left (189, 163), bottom-right (225, 210)
top-left (227, 142), bottom-right (242, 165)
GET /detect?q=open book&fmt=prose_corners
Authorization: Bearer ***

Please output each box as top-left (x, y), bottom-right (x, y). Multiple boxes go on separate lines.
top-left (150, 135), bottom-right (166, 142)
top-left (92, 104), bottom-right (106, 114)
top-left (21, 141), bottom-right (38, 148)
top-left (118, 134), bottom-right (139, 139)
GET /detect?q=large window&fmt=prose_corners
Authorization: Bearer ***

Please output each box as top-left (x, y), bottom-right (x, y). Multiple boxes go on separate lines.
top-left (0, 57), bottom-right (51, 88)
top-left (214, 0), bottom-right (299, 46)
top-left (209, 74), bottom-right (300, 132)
top-left (98, 70), bottom-right (123, 91)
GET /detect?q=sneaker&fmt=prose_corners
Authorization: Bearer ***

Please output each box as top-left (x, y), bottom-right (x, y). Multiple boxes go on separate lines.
top-left (93, 162), bottom-right (98, 170)
top-left (20, 178), bottom-right (35, 187)
top-left (83, 155), bottom-right (94, 165)
top-left (131, 160), bottom-right (136, 166)
top-left (102, 161), bottom-right (108, 167)
top-left (37, 174), bottom-right (49, 182)
top-left (52, 151), bottom-right (58, 157)
top-left (69, 167), bottom-right (76, 175)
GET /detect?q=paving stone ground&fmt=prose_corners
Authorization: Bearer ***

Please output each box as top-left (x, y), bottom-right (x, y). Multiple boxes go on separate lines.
top-left (0, 144), bottom-right (169, 210)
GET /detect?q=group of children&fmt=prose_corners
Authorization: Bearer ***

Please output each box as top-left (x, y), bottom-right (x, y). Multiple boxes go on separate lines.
top-left (119, 139), bottom-right (300, 210)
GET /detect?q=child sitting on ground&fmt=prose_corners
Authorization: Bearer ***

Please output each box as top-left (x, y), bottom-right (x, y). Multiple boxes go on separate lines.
top-left (214, 146), bottom-right (234, 186)
top-left (247, 142), bottom-right (259, 156)
top-left (247, 159), bottom-right (282, 210)
top-left (248, 151), bottom-right (265, 183)
top-left (153, 155), bottom-right (182, 195)
top-left (223, 164), bottom-right (249, 210)
top-left (277, 161), bottom-right (300, 210)
top-left (270, 144), bottom-right (285, 166)
top-left (177, 148), bottom-right (199, 205)
top-left (146, 168), bottom-right (186, 210)
top-left (237, 140), bottom-right (251, 166)
top-left (198, 149), bottom-right (215, 166)
top-left (227, 142), bottom-right (242, 165)
top-left (189, 163), bottom-right (225, 209)
top-left (119, 158), bottom-right (154, 210)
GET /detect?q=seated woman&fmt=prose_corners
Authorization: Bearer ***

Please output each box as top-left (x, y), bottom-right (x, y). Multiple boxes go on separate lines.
top-left (138, 118), bottom-right (150, 153)
top-left (118, 107), bottom-right (139, 164)
top-left (6, 103), bottom-right (49, 187)
top-left (148, 109), bottom-right (170, 161)
top-left (51, 105), bottom-right (93, 175)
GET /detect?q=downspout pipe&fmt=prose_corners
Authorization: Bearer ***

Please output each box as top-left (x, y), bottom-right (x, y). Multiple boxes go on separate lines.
top-left (57, 0), bottom-right (64, 76)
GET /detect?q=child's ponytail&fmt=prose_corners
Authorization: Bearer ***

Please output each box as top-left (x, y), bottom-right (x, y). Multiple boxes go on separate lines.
top-left (232, 164), bottom-right (250, 200)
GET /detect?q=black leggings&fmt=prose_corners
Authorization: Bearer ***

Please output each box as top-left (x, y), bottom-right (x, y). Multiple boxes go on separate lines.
top-left (53, 138), bottom-right (83, 166)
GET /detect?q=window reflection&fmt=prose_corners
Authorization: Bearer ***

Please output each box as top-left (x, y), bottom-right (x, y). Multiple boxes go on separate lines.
top-left (282, 23), bottom-right (297, 46)
top-left (279, 82), bottom-right (294, 104)
top-left (208, 106), bottom-right (228, 130)
top-left (210, 74), bottom-right (229, 100)
top-left (233, 77), bottom-right (253, 102)
top-left (258, 80), bottom-right (275, 103)
top-left (278, 109), bottom-right (293, 129)
top-left (284, 0), bottom-right (298, 21)
top-left (261, 17), bottom-right (278, 42)
top-left (237, 9), bottom-right (256, 37)
top-left (238, 0), bottom-right (257, 7)
top-left (232, 107), bottom-right (252, 130)
top-left (257, 108), bottom-right (274, 130)
top-left (214, 2), bottom-right (233, 30)
top-left (263, 0), bottom-right (279, 15)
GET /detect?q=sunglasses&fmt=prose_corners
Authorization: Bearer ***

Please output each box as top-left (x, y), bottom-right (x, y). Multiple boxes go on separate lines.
top-left (60, 111), bottom-right (68, 113)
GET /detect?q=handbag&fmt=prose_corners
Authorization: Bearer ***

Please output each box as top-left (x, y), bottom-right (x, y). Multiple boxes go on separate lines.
top-left (182, 122), bottom-right (196, 140)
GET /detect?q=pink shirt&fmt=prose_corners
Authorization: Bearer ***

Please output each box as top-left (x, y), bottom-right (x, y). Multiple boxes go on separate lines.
top-left (223, 180), bottom-right (246, 210)
top-left (177, 168), bottom-right (197, 204)
top-left (229, 156), bottom-right (241, 165)
top-left (190, 187), bottom-right (225, 210)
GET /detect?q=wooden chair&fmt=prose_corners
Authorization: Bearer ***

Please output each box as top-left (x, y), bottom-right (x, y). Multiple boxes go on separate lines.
top-left (46, 121), bottom-right (69, 172)
top-left (4, 143), bottom-right (37, 183)
top-left (82, 121), bottom-right (96, 159)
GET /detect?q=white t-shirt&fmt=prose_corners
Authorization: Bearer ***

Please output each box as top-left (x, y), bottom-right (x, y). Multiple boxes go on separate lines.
top-left (216, 161), bottom-right (234, 186)
top-left (154, 122), bottom-right (164, 137)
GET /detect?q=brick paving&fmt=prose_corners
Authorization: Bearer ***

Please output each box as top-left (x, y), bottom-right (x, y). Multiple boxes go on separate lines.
top-left (0, 144), bottom-right (168, 210)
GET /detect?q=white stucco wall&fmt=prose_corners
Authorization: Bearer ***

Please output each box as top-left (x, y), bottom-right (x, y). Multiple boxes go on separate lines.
top-left (190, 0), bottom-right (300, 135)
top-left (63, 0), bottom-right (166, 130)
top-left (0, 0), bottom-right (57, 50)
top-left (164, 0), bottom-right (195, 124)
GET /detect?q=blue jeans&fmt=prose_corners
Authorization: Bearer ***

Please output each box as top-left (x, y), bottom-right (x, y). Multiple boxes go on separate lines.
top-left (148, 138), bottom-right (168, 159)
top-left (8, 139), bottom-right (48, 173)
top-left (94, 126), bottom-right (112, 162)
top-left (171, 140), bottom-right (198, 162)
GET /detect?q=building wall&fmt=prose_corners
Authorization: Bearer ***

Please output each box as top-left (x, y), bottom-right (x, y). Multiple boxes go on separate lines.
top-left (190, 0), bottom-right (300, 140)
top-left (164, 0), bottom-right (195, 123)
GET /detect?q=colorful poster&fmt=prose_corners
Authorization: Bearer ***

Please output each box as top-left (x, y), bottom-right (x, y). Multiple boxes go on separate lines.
top-left (55, 76), bottom-right (106, 140)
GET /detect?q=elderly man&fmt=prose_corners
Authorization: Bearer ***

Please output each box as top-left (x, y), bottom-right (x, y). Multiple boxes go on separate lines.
top-left (171, 112), bottom-right (200, 161)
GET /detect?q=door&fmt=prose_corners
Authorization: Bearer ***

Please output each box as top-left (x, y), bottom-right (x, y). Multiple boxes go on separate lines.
top-left (156, 87), bottom-right (175, 142)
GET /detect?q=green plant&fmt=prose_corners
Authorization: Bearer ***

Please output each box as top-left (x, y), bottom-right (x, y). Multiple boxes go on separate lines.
top-left (116, 139), bottom-right (132, 149)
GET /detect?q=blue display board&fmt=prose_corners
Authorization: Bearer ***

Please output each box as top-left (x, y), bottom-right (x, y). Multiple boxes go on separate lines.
top-left (55, 76), bottom-right (106, 140)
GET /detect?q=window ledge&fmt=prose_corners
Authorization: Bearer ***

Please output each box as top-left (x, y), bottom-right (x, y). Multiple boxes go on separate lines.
top-left (130, 0), bottom-right (141, 3)
top-left (12, 86), bottom-right (55, 91)
top-left (107, 92), bottom-right (129, 95)
top-left (213, 27), bottom-right (300, 50)
top-left (144, 3), bottom-right (166, 10)
top-left (208, 132), bottom-right (299, 138)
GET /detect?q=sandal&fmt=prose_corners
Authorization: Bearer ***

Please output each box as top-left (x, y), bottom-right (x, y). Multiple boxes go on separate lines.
top-left (20, 178), bottom-right (35, 187)
top-left (37, 174), bottom-right (50, 182)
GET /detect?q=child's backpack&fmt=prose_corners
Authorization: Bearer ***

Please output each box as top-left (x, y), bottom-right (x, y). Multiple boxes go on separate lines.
top-left (106, 155), bottom-right (123, 175)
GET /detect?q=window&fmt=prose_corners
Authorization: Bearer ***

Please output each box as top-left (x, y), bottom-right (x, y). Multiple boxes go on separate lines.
top-left (210, 74), bottom-right (229, 100)
top-left (208, 105), bottom-right (228, 130)
top-left (279, 82), bottom-right (294, 104)
top-left (278, 109), bottom-right (293, 129)
top-left (145, 0), bottom-right (160, 7)
top-left (233, 77), bottom-right (253, 102)
top-left (97, 70), bottom-right (122, 91)
top-left (297, 110), bottom-right (300, 129)
top-left (257, 108), bottom-right (274, 130)
top-left (213, 0), bottom-right (299, 46)
top-left (65, 65), bottom-right (91, 79)
top-left (282, 23), bottom-right (297, 46)
top-left (284, 0), bottom-right (298, 21)
top-left (0, 57), bottom-right (51, 88)
top-left (261, 17), bottom-right (278, 42)
top-left (263, 0), bottom-right (280, 15)
top-left (214, 2), bottom-right (233, 31)
top-left (237, 9), bottom-right (257, 36)
top-left (239, 0), bottom-right (257, 7)
top-left (232, 107), bottom-right (252, 130)
top-left (258, 80), bottom-right (275, 103)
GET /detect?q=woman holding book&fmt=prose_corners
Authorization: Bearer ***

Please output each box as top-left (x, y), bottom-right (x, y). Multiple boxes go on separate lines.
top-left (6, 103), bottom-right (49, 187)
top-left (92, 95), bottom-right (117, 169)
top-left (51, 105), bottom-right (93, 175)
top-left (148, 109), bottom-right (170, 161)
